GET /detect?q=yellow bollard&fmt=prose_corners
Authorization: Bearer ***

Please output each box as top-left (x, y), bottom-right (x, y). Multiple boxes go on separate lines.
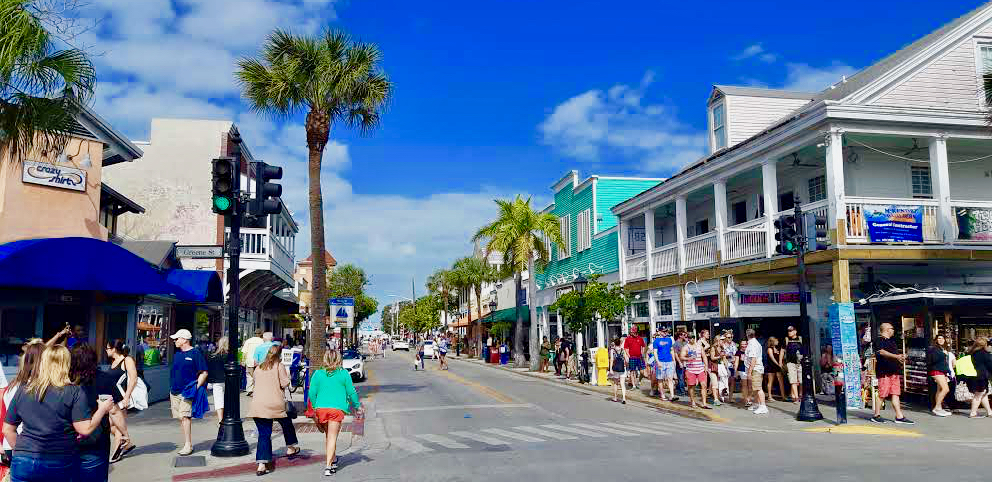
top-left (595, 346), bottom-right (609, 386)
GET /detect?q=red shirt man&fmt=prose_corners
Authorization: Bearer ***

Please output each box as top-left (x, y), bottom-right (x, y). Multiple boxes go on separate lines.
top-left (623, 328), bottom-right (647, 365)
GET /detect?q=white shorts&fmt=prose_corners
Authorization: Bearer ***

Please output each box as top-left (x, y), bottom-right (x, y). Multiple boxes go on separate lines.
top-left (210, 383), bottom-right (224, 410)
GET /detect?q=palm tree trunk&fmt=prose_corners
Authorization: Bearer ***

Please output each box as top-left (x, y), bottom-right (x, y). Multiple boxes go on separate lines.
top-left (527, 255), bottom-right (540, 371)
top-left (513, 271), bottom-right (525, 367)
top-left (475, 284), bottom-right (483, 357)
top-left (305, 109), bottom-right (330, 364)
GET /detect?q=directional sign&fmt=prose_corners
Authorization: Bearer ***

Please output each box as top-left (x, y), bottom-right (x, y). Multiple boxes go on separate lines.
top-left (328, 297), bottom-right (355, 328)
top-left (176, 245), bottom-right (224, 259)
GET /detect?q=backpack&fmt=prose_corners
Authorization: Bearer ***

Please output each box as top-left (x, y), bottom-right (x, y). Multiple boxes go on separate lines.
top-left (956, 354), bottom-right (978, 377)
top-left (612, 348), bottom-right (626, 373)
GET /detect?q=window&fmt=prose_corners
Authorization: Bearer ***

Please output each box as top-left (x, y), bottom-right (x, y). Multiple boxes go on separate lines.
top-left (631, 302), bottom-right (650, 318)
top-left (576, 209), bottom-right (592, 252)
top-left (808, 175), bottom-right (826, 202)
top-left (655, 299), bottom-right (673, 316)
top-left (911, 166), bottom-right (932, 198)
top-left (733, 201), bottom-right (748, 225)
top-left (557, 215), bottom-right (571, 259)
top-left (711, 103), bottom-right (727, 150)
top-left (694, 295), bottom-right (720, 313)
top-left (779, 192), bottom-right (795, 211)
top-left (981, 44), bottom-right (992, 74)
top-left (695, 219), bottom-right (709, 236)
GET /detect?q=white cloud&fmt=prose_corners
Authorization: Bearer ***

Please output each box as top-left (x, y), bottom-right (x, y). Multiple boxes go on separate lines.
top-left (539, 71), bottom-right (707, 174)
top-left (92, 81), bottom-right (231, 136)
top-left (782, 62), bottom-right (858, 92)
top-left (733, 43), bottom-right (777, 63)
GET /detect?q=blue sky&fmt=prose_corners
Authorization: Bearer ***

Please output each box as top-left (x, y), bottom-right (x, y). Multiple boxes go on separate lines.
top-left (81, 0), bottom-right (987, 327)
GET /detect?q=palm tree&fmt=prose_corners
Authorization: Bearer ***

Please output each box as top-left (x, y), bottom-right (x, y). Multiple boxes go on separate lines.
top-left (454, 256), bottom-right (497, 357)
top-left (426, 268), bottom-right (454, 330)
top-left (236, 29), bottom-right (392, 362)
top-left (473, 195), bottom-right (563, 371)
top-left (1, 0), bottom-right (96, 163)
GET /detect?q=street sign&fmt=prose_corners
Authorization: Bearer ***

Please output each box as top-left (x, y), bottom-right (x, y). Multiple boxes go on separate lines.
top-left (329, 297), bottom-right (355, 328)
top-left (176, 245), bottom-right (224, 259)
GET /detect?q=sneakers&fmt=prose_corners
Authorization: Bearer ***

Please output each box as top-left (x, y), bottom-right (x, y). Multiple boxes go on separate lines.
top-left (869, 415), bottom-right (887, 423)
top-left (894, 417), bottom-right (915, 425)
top-left (753, 405), bottom-right (769, 414)
top-left (933, 409), bottom-right (952, 417)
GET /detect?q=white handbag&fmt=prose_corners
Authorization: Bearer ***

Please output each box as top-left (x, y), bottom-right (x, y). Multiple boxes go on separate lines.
top-left (116, 373), bottom-right (148, 411)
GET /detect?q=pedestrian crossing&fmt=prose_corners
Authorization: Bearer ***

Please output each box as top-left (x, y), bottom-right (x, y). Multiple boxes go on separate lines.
top-left (387, 419), bottom-right (778, 455)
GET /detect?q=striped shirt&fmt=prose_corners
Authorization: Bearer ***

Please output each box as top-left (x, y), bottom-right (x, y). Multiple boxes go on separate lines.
top-left (685, 343), bottom-right (706, 374)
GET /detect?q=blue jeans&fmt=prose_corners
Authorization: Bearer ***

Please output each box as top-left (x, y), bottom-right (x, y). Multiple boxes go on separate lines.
top-left (78, 449), bottom-right (110, 482)
top-left (675, 364), bottom-right (687, 395)
top-left (254, 417), bottom-right (299, 463)
top-left (11, 454), bottom-right (78, 482)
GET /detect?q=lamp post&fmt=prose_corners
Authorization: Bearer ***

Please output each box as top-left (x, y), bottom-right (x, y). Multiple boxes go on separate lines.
top-left (488, 299), bottom-right (498, 363)
top-left (573, 273), bottom-right (589, 384)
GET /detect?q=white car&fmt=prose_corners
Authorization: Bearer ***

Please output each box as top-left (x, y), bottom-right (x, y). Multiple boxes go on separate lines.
top-left (342, 349), bottom-right (366, 382)
top-left (422, 341), bottom-right (437, 359)
top-left (393, 338), bottom-right (410, 351)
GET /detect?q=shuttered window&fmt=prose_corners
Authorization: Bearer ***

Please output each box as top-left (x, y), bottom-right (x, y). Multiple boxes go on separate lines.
top-left (576, 209), bottom-right (592, 252)
top-left (557, 215), bottom-right (571, 259)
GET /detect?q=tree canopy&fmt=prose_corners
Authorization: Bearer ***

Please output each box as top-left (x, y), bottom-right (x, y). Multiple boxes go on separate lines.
top-left (398, 295), bottom-right (441, 335)
top-left (326, 263), bottom-right (378, 323)
top-left (549, 276), bottom-right (629, 334)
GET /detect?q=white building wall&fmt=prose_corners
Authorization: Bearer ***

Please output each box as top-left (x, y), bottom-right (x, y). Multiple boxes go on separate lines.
top-left (725, 95), bottom-right (811, 146)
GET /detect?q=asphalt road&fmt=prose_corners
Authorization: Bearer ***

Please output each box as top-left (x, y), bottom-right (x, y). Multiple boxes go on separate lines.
top-left (221, 351), bottom-right (988, 482)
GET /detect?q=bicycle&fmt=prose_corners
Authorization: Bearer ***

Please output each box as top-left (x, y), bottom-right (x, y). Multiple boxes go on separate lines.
top-left (288, 355), bottom-right (309, 394)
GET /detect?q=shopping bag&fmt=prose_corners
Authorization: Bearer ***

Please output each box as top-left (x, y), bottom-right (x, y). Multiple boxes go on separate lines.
top-left (955, 381), bottom-right (974, 402)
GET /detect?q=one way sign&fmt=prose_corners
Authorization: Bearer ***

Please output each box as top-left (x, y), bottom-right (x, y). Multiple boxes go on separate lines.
top-left (328, 298), bottom-right (355, 328)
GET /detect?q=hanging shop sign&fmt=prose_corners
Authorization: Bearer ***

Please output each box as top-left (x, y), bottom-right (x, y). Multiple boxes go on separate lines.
top-left (738, 292), bottom-right (812, 304)
top-left (955, 207), bottom-right (992, 241)
top-left (22, 160), bottom-right (86, 192)
top-left (862, 204), bottom-right (923, 243)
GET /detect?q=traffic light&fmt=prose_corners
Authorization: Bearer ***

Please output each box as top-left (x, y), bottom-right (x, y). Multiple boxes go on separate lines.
top-left (774, 215), bottom-right (799, 255)
top-left (249, 161), bottom-right (283, 216)
top-left (805, 214), bottom-right (829, 251)
top-left (211, 157), bottom-right (236, 215)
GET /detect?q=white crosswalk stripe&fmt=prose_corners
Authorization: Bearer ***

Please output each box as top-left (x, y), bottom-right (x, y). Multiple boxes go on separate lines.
top-left (511, 426), bottom-right (579, 440)
top-left (390, 437), bottom-right (434, 454)
top-left (644, 420), bottom-right (710, 433)
top-left (416, 434), bottom-right (471, 449)
top-left (600, 422), bottom-right (671, 435)
top-left (937, 439), bottom-right (992, 450)
top-left (483, 428), bottom-right (545, 442)
top-left (449, 431), bottom-right (511, 446)
top-left (571, 423), bottom-right (640, 436)
top-left (540, 424), bottom-right (608, 437)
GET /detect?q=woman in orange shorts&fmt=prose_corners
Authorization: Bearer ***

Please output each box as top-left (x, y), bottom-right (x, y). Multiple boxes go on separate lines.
top-left (308, 349), bottom-right (363, 476)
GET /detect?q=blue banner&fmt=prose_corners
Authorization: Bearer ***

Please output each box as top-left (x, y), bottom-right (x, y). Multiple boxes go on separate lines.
top-left (863, 204), bottom-right (923, 242)
top-left (829, 302), bottom-right (862, 409)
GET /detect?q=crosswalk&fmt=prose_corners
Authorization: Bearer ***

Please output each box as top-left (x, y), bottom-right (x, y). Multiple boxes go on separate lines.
top-left (388, 419), bottom-right (778, 455)
top-left (936, 439), bottom-right (992, 450)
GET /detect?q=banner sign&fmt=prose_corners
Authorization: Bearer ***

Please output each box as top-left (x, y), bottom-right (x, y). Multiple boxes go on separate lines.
top-left (829, 302), bottom-right (863, 409)
top-left (956, 207), bottom-right (992, 241)
top-left (863, 204), bottom-right (923, 243)
top-left (22, 160), bottom-right (86, 192)
top-left (628, 226), bottom-right (646, 252)
top-left (738, 292), bottom-right (812, 304)
top-left (328, 297), bottom-right (355, 328)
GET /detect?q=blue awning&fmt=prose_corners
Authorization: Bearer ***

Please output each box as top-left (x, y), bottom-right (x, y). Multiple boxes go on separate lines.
top-left (165, 269), bottom-right (223, 303)
top-left (0, 237), bottom-right (194, 298)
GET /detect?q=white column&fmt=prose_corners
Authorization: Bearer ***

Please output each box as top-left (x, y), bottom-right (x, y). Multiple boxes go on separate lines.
top-left (596, 317), bottom-right (605, 348)
top-left (762, 160), bottom-right (779, 258)
top-left (713, 180), bottom-right (728, 262)
top-left (647, 290), bottom-right (657, 338)
top-left (556, 310), bottom-right (563, 338)
top-left (676, 195), bottom-right (687, 274)
top-left (929, 135), bottom-right (954, 242)
top-left (825, 129), bottom-right (847, 237)
top-left (644, 209), bottom-right (655, 280)
top-left (617, 218), bottom-right (626, 285)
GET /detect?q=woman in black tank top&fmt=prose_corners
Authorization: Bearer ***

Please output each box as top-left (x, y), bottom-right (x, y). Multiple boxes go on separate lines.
top-left (105, 339), bottom-right (139, 462)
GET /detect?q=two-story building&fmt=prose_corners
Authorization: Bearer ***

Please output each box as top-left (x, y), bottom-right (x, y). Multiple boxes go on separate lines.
top-left (613, 2), bottom-right (992, 397)
top-left (533, 171), bottom-right (663, 347)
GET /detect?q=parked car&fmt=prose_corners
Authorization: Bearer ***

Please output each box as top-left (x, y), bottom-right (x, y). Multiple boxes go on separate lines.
top-left (422, 340), bottom-right (437, 359)
top-left (342, 349), bottom-right (366, 382)
top-left (393, 338), bottom-right (410, 351)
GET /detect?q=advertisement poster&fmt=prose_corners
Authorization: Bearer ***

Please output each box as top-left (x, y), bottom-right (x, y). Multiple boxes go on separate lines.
top-left (956, 207), bottom-right (992, 241)
top-left (863, 204), bottom-right (923, 243)
top-left (829, 302), bottom-right (863, 409)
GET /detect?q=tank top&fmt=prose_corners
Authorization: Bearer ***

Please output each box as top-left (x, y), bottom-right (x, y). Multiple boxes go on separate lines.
top-left (685, 343), bottom-right (705, 374)
top-left (107, 358), bottom-right (127, 384)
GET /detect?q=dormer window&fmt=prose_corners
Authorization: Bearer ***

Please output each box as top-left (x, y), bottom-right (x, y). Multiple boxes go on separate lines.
top-left (711, 103), bottom-right (727, 150)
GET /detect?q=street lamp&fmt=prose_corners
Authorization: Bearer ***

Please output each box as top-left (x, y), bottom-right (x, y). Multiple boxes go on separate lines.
top-left (573, 273), bottom-right (589, 384)
top-left (488, 299), bottom-right (498, 363)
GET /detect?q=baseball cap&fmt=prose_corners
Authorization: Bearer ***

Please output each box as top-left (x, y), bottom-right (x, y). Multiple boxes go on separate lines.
top-left (787, 325), bottom-right (797, 331)
top-left (170, 329), bottom-right (193, 340)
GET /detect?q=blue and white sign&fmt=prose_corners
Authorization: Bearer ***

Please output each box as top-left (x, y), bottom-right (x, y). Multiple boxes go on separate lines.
top-left (22, 160), bottom-right (86, 192)
top-left (863, 205), bottom-right (923, 243)
top-left (328, 297), bottom-right (355, 328)
top-left (829, 302), bottom-right (863, 409)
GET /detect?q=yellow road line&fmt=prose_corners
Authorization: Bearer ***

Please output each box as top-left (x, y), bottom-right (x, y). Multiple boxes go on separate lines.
top-left (803, 425), bottom-right (922, 437)
top-left (405, 353), bottom-right (516, 403)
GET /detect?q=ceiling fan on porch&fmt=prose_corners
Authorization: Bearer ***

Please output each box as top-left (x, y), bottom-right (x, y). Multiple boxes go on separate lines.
top-left (790, 152), bottom-right (819, 168)
top-left (903, 138), bottom-right (926, 159)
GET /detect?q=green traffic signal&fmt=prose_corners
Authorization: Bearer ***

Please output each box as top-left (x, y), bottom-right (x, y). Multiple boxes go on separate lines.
top-left (213, 195), bottom-right (232, 212)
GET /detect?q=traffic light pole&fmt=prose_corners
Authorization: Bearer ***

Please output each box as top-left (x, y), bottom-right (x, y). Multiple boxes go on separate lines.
top-left (794, 201), bottom-right (823, 422)
top-left (212, 132), bottom-right (250, 457)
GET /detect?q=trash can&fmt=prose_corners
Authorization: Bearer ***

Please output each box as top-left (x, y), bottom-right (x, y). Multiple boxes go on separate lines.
top-left (489, 346), bottom-right (499, 364)
top-left (595, 347), bottom-right (609, 386)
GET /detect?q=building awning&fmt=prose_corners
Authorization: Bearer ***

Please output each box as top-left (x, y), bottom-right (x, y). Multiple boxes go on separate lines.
top-left (100, 183), bottom-right (144, 215)
top-left (487, 307), bottom-right (531, 324)
top-left (0, 237), bottom-right (193, 298)
top-left (165, 269), bottom-right (223, 303)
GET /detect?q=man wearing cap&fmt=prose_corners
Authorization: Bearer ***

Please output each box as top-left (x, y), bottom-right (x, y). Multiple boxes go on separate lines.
top-left (623, 326), bottom-right (647, 390)
top-left (241, 328), bottom-right (264, 395)
top-left (169, 329), bottom-right (208, 456)
top-left (651, 327), bottom-right (678, 401)
top-left (784, 326), bottom-right (804, 403)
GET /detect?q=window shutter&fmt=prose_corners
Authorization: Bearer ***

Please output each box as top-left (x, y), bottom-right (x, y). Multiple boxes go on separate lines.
top-left (558, 215), bottom-right (571, 259)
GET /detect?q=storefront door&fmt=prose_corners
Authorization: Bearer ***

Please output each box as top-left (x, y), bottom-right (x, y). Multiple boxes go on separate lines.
top-left (43, 304), bottom-right (88, 341)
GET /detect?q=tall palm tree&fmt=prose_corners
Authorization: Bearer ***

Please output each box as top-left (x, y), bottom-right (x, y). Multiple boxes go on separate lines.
top-left (454, 256), bottom-right (497, 356)
top-left (236, 29), bottom-right (392, 362)
top-left (0, 0), bottom-right (96, 163)
top-left (473, 195), bottom-right (563, 371)
top-left (426, 268), bottom-right (454, 330)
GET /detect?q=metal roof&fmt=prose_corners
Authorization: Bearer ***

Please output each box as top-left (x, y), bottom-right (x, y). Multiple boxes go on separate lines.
top-left (712, 85), bottom-right (814, 101)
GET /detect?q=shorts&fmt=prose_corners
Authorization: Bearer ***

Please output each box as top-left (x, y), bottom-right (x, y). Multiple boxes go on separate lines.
top-left (170, 393), bottom-right (192, 419)
top-left (628, 358), bottom-right (646, 371)
top-left (877, 374), bottom-right (902, 398)
top-left (929, 370), bottom-right (948, 378)
top-left (749, 369), bottom-right (764, 387)
top-left (314, 408), bottom-right (346, 423)
top-left (210, 383), bottom-right (225, 411)
top-left (685, 370), bottom-right (706, 386)
top-left (655, 361), bottom-right (676, 380)
top-left (787, 363), bottom-right (802, 384)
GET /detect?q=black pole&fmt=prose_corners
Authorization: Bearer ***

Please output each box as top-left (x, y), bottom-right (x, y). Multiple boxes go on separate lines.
top-left (212, 133), bottom-right (250, 457)
top-left (578, 296), bottom-right (588, 384)
top-left (795, 201), bottom-right (823, 422)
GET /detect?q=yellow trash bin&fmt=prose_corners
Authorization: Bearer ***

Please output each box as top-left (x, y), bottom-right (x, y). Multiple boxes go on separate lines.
top-left (595, 346), bottom-right (609, 386)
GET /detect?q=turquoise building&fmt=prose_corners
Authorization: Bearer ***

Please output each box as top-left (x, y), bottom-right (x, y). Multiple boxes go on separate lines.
top-left (533, 171), bottom-right (662, 345)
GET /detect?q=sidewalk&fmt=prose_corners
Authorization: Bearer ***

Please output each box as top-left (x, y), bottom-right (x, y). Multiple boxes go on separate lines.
top-left (111, 391), bottom-right (365, 482)
top-left (449, 354), bottom-right (985, 438)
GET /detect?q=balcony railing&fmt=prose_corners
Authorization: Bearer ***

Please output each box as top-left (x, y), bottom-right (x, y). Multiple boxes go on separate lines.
top-left (844, 197), bottom-right (940, 243)
top-left (724, 218), bottom-right (766, 263)
top-left (651, 244), bottom-right (679, 276)
top-left (684, 232), bottom-right (718, 270)
top-left (225, 227), bottom-right (295, 285)
top-left (625, 254), bottom-right (647, 281)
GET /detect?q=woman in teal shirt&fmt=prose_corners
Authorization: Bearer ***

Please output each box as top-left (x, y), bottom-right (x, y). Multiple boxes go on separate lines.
top-left (309, 350), bottom-right (362, 476)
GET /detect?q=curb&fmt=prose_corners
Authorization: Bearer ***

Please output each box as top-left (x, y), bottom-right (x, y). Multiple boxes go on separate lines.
top-left (447, 355), bottom-right (722, 422)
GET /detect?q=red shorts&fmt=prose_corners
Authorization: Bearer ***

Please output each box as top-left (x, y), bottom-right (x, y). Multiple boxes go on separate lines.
top-left (686, 370), bottom-right (706, 386)
top-left (929, 370), bottom-right (948, 377)
top-left (314, 408), bottom-right (346, 423)
top-left (877, 374), bottom-right (902, 398)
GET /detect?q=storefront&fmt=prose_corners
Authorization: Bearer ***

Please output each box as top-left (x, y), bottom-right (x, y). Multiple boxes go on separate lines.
top-left (650, 286), bottom-right (681, 336)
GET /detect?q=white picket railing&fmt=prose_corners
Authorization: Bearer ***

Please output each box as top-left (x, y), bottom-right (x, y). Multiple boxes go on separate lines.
top-left (684, 232), bottom-right (718, 270)
top-left (651, 244), bottom-right (679, 276)
top-left (844, 197), bottom-right (940, 243)
top-left (950, 200), bottom-right (992, 243)
top-left (625, 254), bottom-right (647, 281)
top-left (724, 218), bottom-right (767, 263)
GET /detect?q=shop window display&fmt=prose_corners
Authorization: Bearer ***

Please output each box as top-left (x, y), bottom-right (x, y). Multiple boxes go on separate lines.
top-left (137, 304), bottom-right (169, 368)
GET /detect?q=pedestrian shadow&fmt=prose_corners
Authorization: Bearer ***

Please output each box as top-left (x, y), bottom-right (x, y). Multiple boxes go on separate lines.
top-left (358, 384), bottom-right (423, 394)
top-left (126, 441), bottom-right (178, 456)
